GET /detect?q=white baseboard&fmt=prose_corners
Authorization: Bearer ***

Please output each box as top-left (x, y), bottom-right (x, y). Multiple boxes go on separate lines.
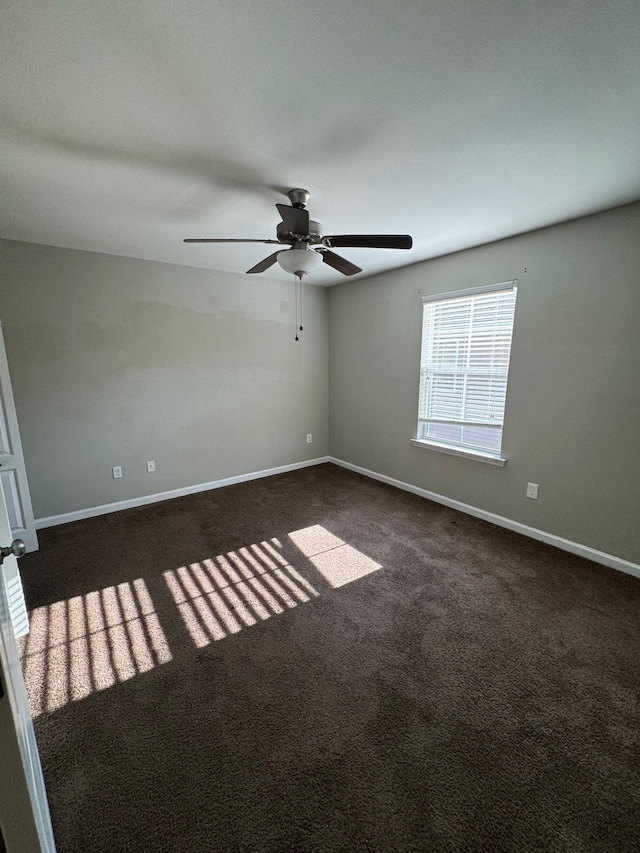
top-left (328, 457), bottom-right (640, 580)
top-left (35, 457), bottom-right (330, 530)
top-left (35, 454), bottom-right (640, 581)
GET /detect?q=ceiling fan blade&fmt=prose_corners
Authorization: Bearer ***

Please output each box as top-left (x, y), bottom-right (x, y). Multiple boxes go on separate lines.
top-left (246, 252), bottom-right (281, 274)
top-left (276, 204), bottom-right (310, 236)
top-left (325, 234), bottom-right (413, 250)
top-left (321, 249), bottom-right (362, 276)
top-left (184, 238), bottom-right (280, 244)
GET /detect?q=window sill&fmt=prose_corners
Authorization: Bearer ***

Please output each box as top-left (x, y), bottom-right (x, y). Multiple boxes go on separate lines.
top-left (410, 439), bottom-right (507, 466)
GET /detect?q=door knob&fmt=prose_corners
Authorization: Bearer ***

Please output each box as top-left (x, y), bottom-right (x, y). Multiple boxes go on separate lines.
top-left (0, 538), bottom-right (25, 565)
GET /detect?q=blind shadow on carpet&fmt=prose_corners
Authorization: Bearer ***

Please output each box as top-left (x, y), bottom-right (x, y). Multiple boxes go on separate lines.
top-left (18, 522), bottom-right (383, 719)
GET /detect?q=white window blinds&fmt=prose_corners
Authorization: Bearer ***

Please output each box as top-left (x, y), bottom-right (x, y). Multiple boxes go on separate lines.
top-left (418, 282), bottom-right (517, 454)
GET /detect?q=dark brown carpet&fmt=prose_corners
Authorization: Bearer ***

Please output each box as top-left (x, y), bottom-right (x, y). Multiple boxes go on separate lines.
top-left (16, 463), bottom-right (640, 852)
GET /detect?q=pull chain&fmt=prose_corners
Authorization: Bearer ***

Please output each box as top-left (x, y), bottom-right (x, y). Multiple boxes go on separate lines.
top-left (294, 274), bottom-right (304, 340)
top-left (299, 275), bottom-right (303, 332)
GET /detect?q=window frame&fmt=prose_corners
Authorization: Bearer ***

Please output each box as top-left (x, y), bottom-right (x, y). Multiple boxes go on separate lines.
top-left (413, 280), bottom-right (517, 465)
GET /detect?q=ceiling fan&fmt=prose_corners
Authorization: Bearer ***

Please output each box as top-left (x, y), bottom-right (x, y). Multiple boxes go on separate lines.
top-left (184, 188), bottom-right (412, 279)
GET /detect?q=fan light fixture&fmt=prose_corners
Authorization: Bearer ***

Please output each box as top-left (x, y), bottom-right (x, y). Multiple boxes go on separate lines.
top-left (277, 248), bottom-right (323, 278)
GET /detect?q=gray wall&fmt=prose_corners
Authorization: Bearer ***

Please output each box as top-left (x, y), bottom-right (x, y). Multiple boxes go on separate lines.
top-left (2, 203), bottom-right (639, 565)
top-left (329, 202), bottom-right (640, 565)
top-left (0, 240), bottom-right (329, 518)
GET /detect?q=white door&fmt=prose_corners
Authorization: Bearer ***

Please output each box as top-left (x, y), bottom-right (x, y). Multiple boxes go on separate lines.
top-left (0, 323), bottom-right (38, 553)
top-left (0, 482), bottom-right (56, 851)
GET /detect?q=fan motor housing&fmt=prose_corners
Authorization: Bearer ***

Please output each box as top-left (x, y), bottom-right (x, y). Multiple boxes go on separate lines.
top-left (277, 219), bottom-right (323, 244)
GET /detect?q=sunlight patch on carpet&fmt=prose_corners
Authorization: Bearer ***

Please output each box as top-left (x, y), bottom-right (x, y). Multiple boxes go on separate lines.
top-left (17, 578), bottom-right (172, 718)
top-left (164, 538), bottom-right (320, 647)
top-left (165, 527), bottom-right (381, 647)
top-left (16, 529), bottom-right (381, 714)
top-left (288, 525), bottom-right (382, 588)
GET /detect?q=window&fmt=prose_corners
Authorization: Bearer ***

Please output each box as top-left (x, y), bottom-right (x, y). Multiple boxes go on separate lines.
top-left (415, 281), bottom-right (517, 462)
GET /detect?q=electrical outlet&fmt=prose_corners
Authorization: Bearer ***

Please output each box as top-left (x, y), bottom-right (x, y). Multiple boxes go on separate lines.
top-left (306, 433), bottom-right (312, 443)
top-left (112, 466), bottom-right (123, 479)
top-left (526, 482), bottom-right (539, 499)
top-left (146, 460), bottom-right (156, 473)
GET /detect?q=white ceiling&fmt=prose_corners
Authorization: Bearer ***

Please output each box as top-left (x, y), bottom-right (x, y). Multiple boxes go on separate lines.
top-left (1, 0), bottom-right (639, 286)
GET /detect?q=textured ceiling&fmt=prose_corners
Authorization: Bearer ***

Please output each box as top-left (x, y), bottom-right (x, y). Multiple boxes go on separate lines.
top-left (1, 0), bottom-right (639, 285)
